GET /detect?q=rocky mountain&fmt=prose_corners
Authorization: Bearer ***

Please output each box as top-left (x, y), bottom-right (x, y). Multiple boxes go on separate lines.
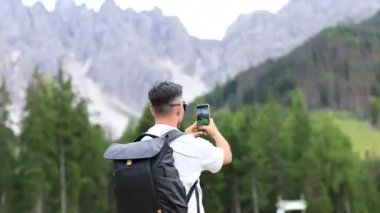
top-left (1, 0), bottom-right (214, 138)
top-left (2, 0), bottom-right (380, 138)
top-left (217, 0), bottom-right (380, 79)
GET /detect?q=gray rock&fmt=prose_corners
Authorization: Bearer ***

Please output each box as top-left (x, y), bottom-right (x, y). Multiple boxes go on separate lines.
top-left (2, 0), bottom-right (380, 138)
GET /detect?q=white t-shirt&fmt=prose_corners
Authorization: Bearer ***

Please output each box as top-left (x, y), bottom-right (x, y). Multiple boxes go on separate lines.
top-left (143, 124), bottom-right (224, 213)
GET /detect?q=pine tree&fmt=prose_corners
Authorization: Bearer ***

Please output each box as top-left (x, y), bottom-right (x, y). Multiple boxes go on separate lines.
top-left (119, 105), bottom-right (154, 142)
top-left (135, 106), bottom-right (155, 134)
top-left (119, 118), bottom-right (137, 142)
top-left (0, 77), bottom-right (10, 124)
top-left (67, 100), bottom-right (110, 213)
top-left (0, 77), bottom-right (16, 213)
top-left (370, 97), bottom-right (380, 126)
top-left (52, 68), bottom-right (111, 213)
top-left (17, 70), bottom-right (59, 212)
top-left (17, 68), bottom-right (111, 212)
top-left (249, 98), bottom-right (289, 212)
top-left (280, 90), bottom-right (312, 198)
top-left (202, 110), bottom-right (234, 213)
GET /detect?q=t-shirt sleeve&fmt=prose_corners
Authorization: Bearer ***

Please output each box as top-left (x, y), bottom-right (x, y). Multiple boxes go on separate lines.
top-left (197, 138), bottom-right (224, 173)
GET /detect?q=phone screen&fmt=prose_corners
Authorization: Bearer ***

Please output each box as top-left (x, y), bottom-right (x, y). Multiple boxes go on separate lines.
top-left (196, 104), bottom-right (210, 129)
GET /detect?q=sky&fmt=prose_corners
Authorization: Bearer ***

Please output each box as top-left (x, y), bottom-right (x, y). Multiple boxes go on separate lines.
top-left (21, 0), bottom-right (290, 40)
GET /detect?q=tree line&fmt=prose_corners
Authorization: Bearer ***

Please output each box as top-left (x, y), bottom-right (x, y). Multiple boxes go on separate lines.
top-left (1, 67), bottom-right (379, 212)
top-left (197, 91), bottom-right (380, 212)
top-left (125, 91), bottom-right (380, 213)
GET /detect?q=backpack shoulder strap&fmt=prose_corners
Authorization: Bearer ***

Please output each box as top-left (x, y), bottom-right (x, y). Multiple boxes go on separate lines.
top-left (134, 129), bottom-right (183, 142)
top-left (133, 133), bottom-right (159, 142)
top-left (186, 180), bottom-right (200, 213)
top-left (163, 129), bottom-right (183, 143)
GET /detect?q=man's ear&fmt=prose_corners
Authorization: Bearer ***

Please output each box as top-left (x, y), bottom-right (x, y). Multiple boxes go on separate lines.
top-left (175, 105), bottom-right (181, 117)
top-left (150, 106), bottom-right (156, 117)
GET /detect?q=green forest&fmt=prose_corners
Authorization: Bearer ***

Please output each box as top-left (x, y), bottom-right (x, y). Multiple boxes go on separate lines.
top-left (0, 70), bottom-right (111, 213)
top-left (124, 92), bottom-right (380, 213)
top-left (1, 10), bottom-right (380, 213)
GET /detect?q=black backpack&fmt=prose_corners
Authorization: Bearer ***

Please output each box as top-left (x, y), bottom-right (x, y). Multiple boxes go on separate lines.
top-left (103, 130), bottom-right (200, 213)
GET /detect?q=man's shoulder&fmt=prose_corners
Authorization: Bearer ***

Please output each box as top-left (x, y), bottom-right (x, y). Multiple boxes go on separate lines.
top-left (170, 135), bottom-right (214, 157)
top-left (175, 134), bottom-right (211, 146)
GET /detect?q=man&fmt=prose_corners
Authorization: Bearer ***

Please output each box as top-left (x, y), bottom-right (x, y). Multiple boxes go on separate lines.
top-left (143, 81), bottom-right (232, 213)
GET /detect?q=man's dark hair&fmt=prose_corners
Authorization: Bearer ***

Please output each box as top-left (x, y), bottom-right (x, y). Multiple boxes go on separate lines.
top-left (148, 81), bottom-right (183, 115)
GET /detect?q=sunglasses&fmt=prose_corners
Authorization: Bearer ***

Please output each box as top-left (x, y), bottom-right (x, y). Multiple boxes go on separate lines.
top-left (169, 101), bottom-right (187, 111)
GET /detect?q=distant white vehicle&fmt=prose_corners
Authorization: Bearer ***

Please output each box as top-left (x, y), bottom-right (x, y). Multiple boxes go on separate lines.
top-left (276, 195), bottom-right (307, 213)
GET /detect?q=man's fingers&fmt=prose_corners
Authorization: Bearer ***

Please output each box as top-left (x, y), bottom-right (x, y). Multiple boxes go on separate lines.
top-left (191, 131), bottom-right (205, 138)
top-left (185, 121), bottom-right (198, 134)
top-left (191, 122), bottom-right (199, 131)
top-left (200, 125), bottom-right (209, 132)
top-left (187, 121), bottom-right (196, 128)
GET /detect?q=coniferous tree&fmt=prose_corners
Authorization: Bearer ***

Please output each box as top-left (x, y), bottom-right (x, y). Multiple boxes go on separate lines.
top-left (17, 68), bottom-right (111, 213)
top-left (52, 68), bottom-right (110, 213)
top-left (370, 97), bottom-right (380, 126)
top-left (17, 70), bottom-right (59, 212)
top-left (0, 77), bottom-right (15, 213)
top-left (120, 105), bottom-right (154, 142)
top-left (120, 118), bottom-right (137, 142)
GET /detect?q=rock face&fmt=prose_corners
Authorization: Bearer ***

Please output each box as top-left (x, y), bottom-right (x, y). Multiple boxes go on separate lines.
top-left (218, 0), bottom-right (380, 79)
top-left (201, 11), bottom-right (380, 124)
top-left (2, 0), bottom-right (380, 138)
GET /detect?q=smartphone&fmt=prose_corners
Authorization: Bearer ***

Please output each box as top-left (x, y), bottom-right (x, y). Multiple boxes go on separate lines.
top-left (196, 104), bottom-right (210, 130)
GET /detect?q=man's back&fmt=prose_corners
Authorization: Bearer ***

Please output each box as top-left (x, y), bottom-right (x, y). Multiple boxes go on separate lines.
top-left (143, 81), bottom-right (232, 212)
top-left (144, 124), bottom-right (223, 213)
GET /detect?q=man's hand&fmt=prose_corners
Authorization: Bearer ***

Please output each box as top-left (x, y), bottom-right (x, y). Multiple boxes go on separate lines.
top-left (184, 122), bottom-right (204, 137)
top-left (201, 118), bottom-right (220, 138)
top-left (201, 118), bottom-right (232, 165)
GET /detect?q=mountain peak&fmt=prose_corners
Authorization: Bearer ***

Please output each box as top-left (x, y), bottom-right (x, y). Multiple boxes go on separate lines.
top-left (100, 0), bottom-right (118, 11)
top-left (152, 6), bottom-right (163, 14)
top-left (55, 0), bottom-right (75, 10)
top-left (225, 10), bottom-right (273, 38)
top-left (140, 7), bottom-right (164, 19)
top-left (30, 1), bottom-right (47, 12)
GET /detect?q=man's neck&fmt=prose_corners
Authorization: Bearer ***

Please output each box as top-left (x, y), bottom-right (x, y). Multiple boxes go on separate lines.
top-left (155, 119), bottom-right (178, 128)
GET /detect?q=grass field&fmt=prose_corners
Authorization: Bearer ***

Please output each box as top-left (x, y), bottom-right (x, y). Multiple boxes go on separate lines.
top-left (314, 111), bottom-right (380, 158)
